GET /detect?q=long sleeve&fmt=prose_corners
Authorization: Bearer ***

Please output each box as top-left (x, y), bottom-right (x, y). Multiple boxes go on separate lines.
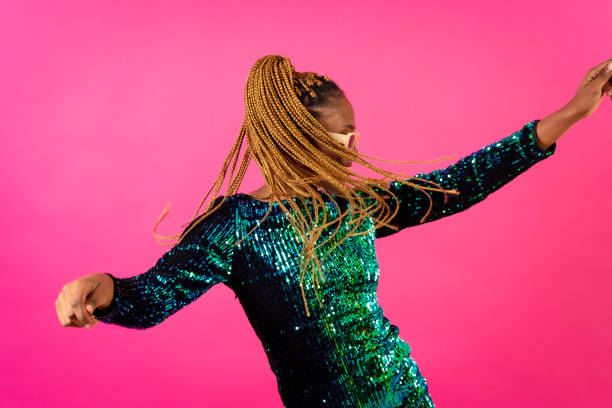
top-left (372, 119), bottom-right (556, 238)
top-left (93, 197), bottom-right (235, 329)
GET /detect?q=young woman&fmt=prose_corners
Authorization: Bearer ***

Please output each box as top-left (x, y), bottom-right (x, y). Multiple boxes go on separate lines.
top-left (56, 55), bottom-right (612, 407)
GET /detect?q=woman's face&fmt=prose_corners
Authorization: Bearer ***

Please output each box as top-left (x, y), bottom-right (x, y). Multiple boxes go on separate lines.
top-left (312, 96), bottom-right (358, 167)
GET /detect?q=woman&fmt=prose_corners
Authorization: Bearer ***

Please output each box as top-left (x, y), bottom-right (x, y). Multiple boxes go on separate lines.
top-left (55, 55), bottom-right (612, 407)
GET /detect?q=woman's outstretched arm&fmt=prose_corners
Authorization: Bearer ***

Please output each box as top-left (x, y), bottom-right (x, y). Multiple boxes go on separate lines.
top-left (373, 58), bottom-right (612, 238)
top-left (91, 197), bottom-right (235, 329)
top-left (372, 119), bottom-right (558, 238)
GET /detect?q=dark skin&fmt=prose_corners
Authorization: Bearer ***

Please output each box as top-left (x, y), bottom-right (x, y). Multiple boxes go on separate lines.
top-left (249, 96), bottom-right (360, 201)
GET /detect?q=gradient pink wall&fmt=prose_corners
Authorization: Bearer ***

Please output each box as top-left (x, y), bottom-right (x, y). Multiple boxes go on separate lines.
top-left (1, 0), bottom-right (610, 407)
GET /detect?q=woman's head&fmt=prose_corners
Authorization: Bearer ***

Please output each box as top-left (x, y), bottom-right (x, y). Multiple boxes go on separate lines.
top-left (241, 56), bottom-right (365, 196)
top-left (158, 55), bottom-right (459, 317)
top-left (291, 71), bottom-right (358, 167)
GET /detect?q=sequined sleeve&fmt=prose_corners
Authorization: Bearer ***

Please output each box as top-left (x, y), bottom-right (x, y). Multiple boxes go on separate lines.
top-left (92, 197), bottom-right (235, 329)
top-left (373, 119), bottom-right (556, 238)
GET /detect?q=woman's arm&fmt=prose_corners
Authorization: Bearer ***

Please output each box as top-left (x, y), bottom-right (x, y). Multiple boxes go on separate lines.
top-left (92, 197), bottom-right (235, 329)
top-left (535, 107), bottom-right (582, 151)
top-left (372, 119), bottom-right (558, 238)
top-left (372, 56), bottom-right (612, 238)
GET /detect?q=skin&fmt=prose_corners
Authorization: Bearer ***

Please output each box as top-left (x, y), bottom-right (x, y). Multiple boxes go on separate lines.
top-left (536, 59), bottom-right (612, 150)
top-left (55, 59), bottom-right (611, 330)
top-left (249, 95), bottom-right (359, 200)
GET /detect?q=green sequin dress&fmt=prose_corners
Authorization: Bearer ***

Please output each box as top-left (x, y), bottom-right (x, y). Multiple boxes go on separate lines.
top-left (94, 120), bottom-right (556, 407)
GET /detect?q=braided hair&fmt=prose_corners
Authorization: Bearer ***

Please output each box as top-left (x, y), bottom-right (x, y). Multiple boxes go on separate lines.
top-left (153, 55), bottom-right (460, 317)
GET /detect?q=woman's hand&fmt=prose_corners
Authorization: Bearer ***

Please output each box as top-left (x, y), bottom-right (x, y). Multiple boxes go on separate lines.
top-left (55, 272), bottom-right (114, 328)
top-left (563, 59), bottom-right (612, 120)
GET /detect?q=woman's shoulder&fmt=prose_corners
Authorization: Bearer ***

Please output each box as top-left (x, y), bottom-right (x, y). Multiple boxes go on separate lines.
top-left (180, 195), bottom-right (240, 238)
top-left (203, 194), bottom-right (243, 217)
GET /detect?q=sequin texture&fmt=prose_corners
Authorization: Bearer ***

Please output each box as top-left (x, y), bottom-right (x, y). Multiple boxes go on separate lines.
top-left (94, 120), bottom-right (556, 407)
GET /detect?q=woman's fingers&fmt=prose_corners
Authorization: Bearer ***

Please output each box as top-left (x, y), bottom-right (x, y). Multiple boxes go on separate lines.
top-left (602, 78), bottom-right (612, 97)
top-left (55, 292), bottom-right (69, 326)
top-left (56, 291), bottom-right (84, 327)
top-left (582, 59), bottom-right (612, 87)
top-left (71, 292), bottom-right (94, 328)
top-left (55, 280), bottom-right (97, 328)
top-left (586, 59), bottom-right (612, 79)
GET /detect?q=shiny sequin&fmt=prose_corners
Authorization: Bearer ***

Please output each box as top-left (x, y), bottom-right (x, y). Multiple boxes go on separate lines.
top-left (94, 120), bottom-right (556, 407)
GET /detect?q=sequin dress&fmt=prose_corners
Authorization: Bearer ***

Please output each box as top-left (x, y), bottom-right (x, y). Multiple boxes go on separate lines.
top-left (93, 120), bottom-right (556, 407)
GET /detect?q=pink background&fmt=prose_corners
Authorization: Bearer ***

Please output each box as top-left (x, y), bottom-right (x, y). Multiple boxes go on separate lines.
top-left (1, 1), bottom-right (610, 407)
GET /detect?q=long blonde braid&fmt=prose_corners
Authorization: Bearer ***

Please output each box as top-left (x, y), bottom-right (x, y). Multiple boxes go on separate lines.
top-left (153, 55), bottom-right (461, 317)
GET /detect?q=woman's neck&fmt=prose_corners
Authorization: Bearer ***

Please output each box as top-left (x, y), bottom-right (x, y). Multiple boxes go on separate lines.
top-left (248, 181), bottom-right (342, 202)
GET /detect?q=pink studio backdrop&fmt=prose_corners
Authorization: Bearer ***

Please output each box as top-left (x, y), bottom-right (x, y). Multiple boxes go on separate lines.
top-left (1, 1), bottom-right (610, 407)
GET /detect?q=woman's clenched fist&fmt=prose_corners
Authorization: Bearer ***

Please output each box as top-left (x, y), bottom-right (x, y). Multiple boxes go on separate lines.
top-left (55, 272), bottom-right (114, 328)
